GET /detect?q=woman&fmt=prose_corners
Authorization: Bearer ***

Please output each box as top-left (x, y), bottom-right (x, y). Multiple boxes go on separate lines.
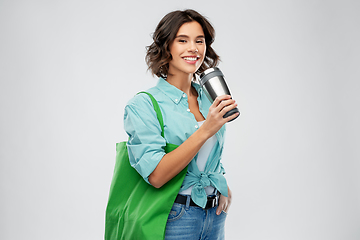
top-left (124, 9), bottom-right (239, 239)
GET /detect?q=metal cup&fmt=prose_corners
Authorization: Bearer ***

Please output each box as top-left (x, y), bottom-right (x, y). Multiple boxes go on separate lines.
top-left (199, 67), bottom-right (240, 122)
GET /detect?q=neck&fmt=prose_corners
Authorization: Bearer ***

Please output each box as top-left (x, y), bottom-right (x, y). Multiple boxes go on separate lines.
top-left (166, 73), bottom-right (195, 97)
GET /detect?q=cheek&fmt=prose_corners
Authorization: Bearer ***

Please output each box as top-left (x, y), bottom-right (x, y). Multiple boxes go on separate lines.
top-left (200, 46), bottom-right (206, 57)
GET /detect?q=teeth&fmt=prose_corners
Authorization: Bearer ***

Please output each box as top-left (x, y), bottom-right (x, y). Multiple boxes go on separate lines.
top-left (183, 57), bottom-right (197, 61)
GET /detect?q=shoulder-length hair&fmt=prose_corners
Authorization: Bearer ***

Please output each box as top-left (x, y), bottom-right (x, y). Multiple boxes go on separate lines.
top-left (145, 9), bottom-right (220, 78)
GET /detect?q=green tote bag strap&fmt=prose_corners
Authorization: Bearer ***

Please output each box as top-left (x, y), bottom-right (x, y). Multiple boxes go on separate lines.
top-left (105, 91), bottom-right (187, 240)
top-left (137, 91), bottom-right (165, 137)
top-left (137, 91), bottom-right (179, 153)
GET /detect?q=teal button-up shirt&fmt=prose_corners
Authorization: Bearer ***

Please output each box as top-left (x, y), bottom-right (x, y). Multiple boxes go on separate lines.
top-left (124, 77), bottom-right (228, 208)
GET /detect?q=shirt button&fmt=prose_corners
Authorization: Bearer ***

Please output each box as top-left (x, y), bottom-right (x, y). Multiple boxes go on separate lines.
top-left (195, 125), bottom-right (199, 129)
top-left (187, 109), bottom-right (191, 112)
top-left (175, 99), bottom-right (178, 103)
top-left (183, 93), bottom-right (186, 98)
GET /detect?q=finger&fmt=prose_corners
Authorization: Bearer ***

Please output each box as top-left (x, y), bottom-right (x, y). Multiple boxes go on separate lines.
top-left (212, 95), bottom-right (232, 107)
top-left (218, 101), bottom-right (237, 114)
top-left (216, 203), bottom-right (227, 215)
top-left (223, 203), bottom-right (228, 213)
top-left (224, 110), bottom-right (240, 122)
top-left (214, 99), bottom-right (236, 113)
top-left (216, 205), bottom-right (223, 215)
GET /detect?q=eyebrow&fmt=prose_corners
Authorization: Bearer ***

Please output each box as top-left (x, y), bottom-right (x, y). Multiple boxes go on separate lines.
top-left (175, 34), bottom-right (205, 39)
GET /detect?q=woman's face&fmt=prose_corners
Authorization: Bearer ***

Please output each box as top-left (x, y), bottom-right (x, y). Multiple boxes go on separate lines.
top-left (168, 21), bottom-right (206, 77)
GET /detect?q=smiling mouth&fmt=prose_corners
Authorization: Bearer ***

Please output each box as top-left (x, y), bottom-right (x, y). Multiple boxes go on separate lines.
top-left (182, 56), bottom-right (199, 61)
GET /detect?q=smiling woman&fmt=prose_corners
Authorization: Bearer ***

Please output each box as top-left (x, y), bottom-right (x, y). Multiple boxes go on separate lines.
top-left (118, 9), bottom-right (238, 240)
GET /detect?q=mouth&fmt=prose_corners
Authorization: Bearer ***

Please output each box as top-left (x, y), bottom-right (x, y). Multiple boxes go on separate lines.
top-left (182, 56), bottom-right (200, 64)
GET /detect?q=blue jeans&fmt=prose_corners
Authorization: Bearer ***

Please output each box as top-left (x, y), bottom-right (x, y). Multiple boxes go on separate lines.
top-left (164, 199), bottom-right (227, 240)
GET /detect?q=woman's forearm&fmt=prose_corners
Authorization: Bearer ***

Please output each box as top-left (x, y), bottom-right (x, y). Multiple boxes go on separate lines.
top-left (148, 127), bottom-right (209, 188)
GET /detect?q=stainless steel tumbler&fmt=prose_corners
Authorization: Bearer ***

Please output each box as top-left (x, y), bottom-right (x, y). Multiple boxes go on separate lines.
top-left (199, 67), bottom-right (240, 122)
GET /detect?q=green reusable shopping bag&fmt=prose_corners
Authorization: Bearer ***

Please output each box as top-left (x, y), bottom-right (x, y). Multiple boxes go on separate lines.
top-left (105, 92), bottom-right (188, 240)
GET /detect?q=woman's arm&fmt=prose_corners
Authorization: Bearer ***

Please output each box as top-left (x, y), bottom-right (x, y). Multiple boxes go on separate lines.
top-left (148, 95), bottom-right (238, 188)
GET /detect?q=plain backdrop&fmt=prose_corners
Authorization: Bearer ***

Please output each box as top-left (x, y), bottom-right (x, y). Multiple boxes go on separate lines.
top-left (1, 0), bottom-right (359, 239)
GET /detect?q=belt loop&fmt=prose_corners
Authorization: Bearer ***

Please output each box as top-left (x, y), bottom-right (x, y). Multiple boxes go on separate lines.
top-left (185, 195), bottom-right (191, 210)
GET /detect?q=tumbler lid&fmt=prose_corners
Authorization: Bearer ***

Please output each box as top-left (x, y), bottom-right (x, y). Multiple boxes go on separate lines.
top-left (199, 67), bottom-right (224, 86)
top-left (199, 67), bottom-right (221, 79)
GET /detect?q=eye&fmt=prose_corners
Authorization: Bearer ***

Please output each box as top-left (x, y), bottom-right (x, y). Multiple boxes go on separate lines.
top-left (196, 39), bottom-right (205, 44)
top-left (178, 39), bottom-right (187, 43)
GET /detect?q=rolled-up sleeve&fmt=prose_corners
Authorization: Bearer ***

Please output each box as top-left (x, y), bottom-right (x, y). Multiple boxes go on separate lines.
top-left (124, 94), bottom-right (166, 184)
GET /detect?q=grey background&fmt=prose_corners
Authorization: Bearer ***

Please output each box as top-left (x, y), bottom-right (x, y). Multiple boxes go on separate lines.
top-left (1, 0), bottom-right (359, 239)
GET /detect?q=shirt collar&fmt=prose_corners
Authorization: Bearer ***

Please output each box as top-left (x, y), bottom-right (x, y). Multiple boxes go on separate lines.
top-left (156, 77), bottom-right (203, 105)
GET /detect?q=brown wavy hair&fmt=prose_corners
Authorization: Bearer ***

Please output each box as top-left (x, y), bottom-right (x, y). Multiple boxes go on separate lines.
top-left (145, 9), bottom-right (220, 78)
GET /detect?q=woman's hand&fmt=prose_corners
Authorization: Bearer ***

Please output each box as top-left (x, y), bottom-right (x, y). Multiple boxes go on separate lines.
top-left (200, 95), bottom-right (239, 139)
top-left (216, 186), bottom-right (232, 215)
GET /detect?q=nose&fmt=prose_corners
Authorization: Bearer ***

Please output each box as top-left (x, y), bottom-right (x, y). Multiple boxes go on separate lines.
top-left (188, 41), bottom-right (198, 53)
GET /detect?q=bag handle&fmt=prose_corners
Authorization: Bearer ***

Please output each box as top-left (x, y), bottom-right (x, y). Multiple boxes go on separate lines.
top-left (137, 92), bottom-right (165, 138)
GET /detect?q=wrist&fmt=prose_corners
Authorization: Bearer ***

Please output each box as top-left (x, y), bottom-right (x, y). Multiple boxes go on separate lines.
top-left (195, 126), bottom-right (212, 142)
